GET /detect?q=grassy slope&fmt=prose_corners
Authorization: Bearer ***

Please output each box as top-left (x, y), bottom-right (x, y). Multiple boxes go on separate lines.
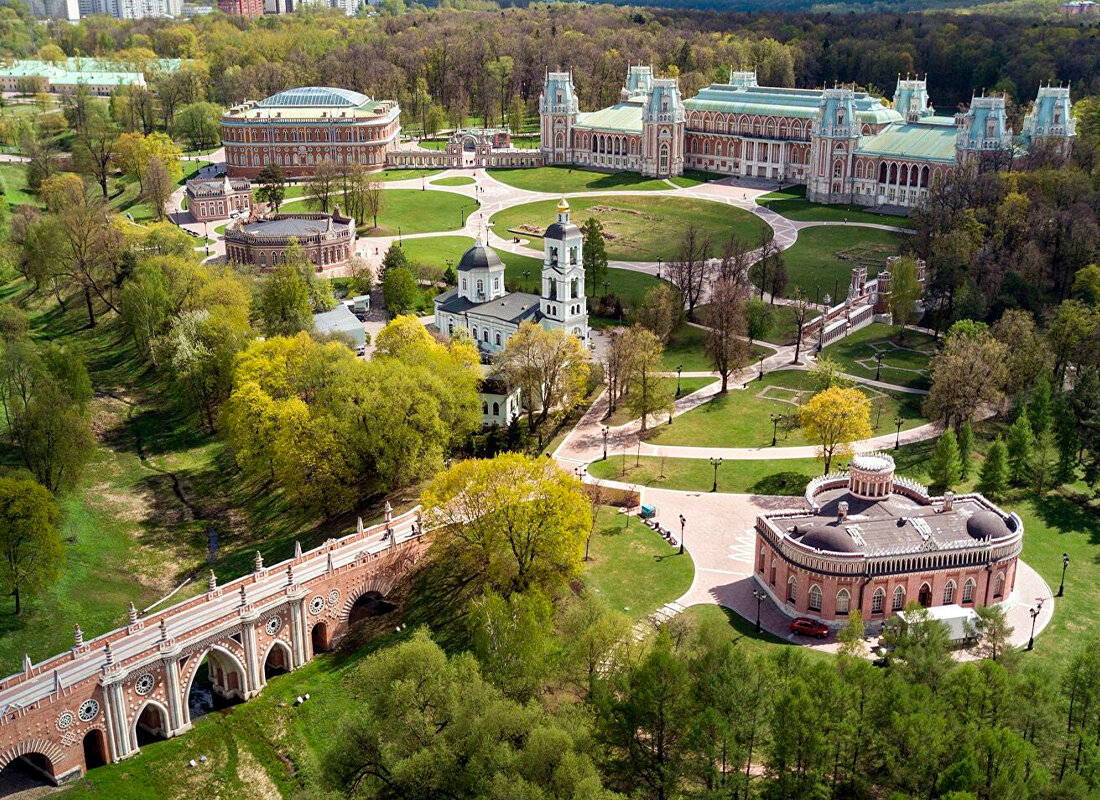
top-left (781, 226), bottom-right (909, 300)
top-left (822, 322), bottom-right (936, 390)
top-left (489, 195), bottom-right (771, 262)
top-left (756, 185), bottom-right (911, 227)
top-left (282, 189), bottom-right (475, 236)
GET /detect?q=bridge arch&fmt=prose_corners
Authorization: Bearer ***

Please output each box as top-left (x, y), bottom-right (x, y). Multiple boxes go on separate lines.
top-left (131, 699), bottom-right (171, 748)
top-left (182, 645), bottom-right (248, 726)
top-left (262, 639), bottom-right (293, 681)
top-left (0, 739), bottom-right (65, 783)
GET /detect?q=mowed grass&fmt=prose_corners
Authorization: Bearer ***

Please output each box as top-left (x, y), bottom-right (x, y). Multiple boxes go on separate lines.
top-left (588, 453), bottom-right (822, 495)
top-left (490, 195), bottom-right (771, 263)
top-left (487, 165), bottom-right (674, 193)
top-left (683, 604), bottom-right (834, 663)
top-left (582, 509), bottom-right (694, 620)
top-left (646, 369), bottom-right (925, 449)
top-left (603, 377), bottom-right (717, 427)
top-left (397, 235), bottom-right (475, 275)
top-left (0, 162), bottom-right (40, 210)
top-left (756, 185), bottom-right (911, 228)
top-left (431, 176), bottom-right (476, 186)
top-left (282, 189), bottom-right (476, 236)
top-left (823, 323), bottom-right (937, 390)
top-left (781, 226), bottom-right (910, 300)
top-left (660, 322), bottom-right (772, 372)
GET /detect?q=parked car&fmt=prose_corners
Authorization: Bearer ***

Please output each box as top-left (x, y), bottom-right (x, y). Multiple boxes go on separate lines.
top-left (790, 617), bottom-right (829, 639)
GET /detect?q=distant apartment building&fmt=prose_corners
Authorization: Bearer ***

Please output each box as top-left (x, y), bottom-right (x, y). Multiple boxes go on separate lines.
top-left (1061, 0), bottom-right (1099, 13)
top-left (217, 0), bottom-right (263, 15)
top-left (27, 0), bottom-right (80, 21)
top-left (77, 0), bottom-right (180, 17)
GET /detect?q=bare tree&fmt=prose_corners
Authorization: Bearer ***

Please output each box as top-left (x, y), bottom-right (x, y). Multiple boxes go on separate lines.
top-left (751, 230), bottom-right (781, 301)
top-left (703, 278), bottom-right (750, 393)
top-left (583, 480), bottom-right (606, 561)
top-left (790, 289), bottom-right (813, 365)
top-left (716, 234), bottom-right (754, 288)
top-left (667, 225), bottom-right (712, 321)
top-left (142, 157), bottom-right (173, 221)
top-left (363, 177), bottom-right (385, 230)
top-left (306, 160), bottom-right (341, 213)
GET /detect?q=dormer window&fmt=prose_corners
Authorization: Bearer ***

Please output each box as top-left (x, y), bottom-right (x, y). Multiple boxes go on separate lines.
top-left (476, 279), bottom-right (484, 295)
top-left (1054, 108), bottom-right (1063, 125)
top-left (556, 90), bottom-right (562, 105)
top-left (662, 97), bottom-right (669, 113)
top-left (836, 108), bottom-right (845, 127)
top-left (461, 278), bottom-right (467, 291)
top-left (986, 119), bottom-right (997, 138)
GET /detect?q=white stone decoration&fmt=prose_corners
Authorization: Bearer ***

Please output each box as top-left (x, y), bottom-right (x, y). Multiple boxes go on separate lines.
top-left (134, 673), bottom-right (155, 696)
top-left (265, 617), bottom-right (282, 636)
top-left (56, 711), bottom-right (74, 731)
top-left (78, 699), bottom-right (100, 722)
top-left (308, 596), bottom-right (325, 616)
top-left (327, 589), bottom-right (340, 607)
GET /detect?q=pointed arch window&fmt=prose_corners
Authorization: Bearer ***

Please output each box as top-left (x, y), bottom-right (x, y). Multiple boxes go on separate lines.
top-left (892, 586), bottom-right (905, 611)
top-left (836, 589), bottom-right (850, 616)
top-left (808, 584), bottom-right (823, 612)
top-left (871, 587), bottom-right (885, 613)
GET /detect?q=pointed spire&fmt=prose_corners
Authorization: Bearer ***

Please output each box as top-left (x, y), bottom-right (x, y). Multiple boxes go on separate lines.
top-left (239, 583), bottom-right (248, 607)
top-left (23, 653), bottom-right (31, 673)
top-left (356, 517), bottom-right (364, 535)
top-left (294, 540), bottom-right (302, 558)
top-left (159, 618), bottom-right (168, 642)
top-left (286, 563), bottom-right (294, 586)
top-left (254, 550), bottom-right (263, 572)
top-left (73, 624), bottom-right (83, 649)
top-left (208, 570), bottom-right (217, 592)
top-left (103, 641), bottom-right (113, 667)
top-left (53, 669), bottom-right (61, 694)
top-left (128, 602), bottom-right (138, 626)
top-left (326, 551), bottom-right (335, 573)
top-left (384, 501), bottom-right (393, 523)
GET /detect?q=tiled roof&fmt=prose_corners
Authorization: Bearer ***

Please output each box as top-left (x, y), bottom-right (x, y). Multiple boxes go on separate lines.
top-left (574, 102), bottom-right (644, 134)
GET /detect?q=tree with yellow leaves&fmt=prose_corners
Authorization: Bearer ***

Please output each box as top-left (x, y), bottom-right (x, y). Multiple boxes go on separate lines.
top-left (495, 322), bottom-right (590, 433)
top-left (799, 386), bottom-right (872, 474)
top-left (113, 131), bottom-right (182, 193)
top-left (423, 453), bottom-right (591, 596)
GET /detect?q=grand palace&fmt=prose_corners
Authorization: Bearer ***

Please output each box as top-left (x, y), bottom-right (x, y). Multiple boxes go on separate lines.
top-left (540, 67), bottom-right (1076, 210)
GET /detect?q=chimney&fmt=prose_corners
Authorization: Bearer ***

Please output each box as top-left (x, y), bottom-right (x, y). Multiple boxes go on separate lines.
top-left (838, 501), bottom-right (849, 522)
top-left (943, 491), bottom-right (954, 512)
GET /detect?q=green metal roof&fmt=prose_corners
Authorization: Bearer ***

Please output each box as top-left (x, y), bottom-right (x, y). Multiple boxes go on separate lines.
top-left (855, 122), bottom-right (958, 162)
top-left (0, 57), bottom-right (180, 84)
top-left (683, 84), bottom-right (902, 126)
top-left (573, 102), bottom-right (643, 134)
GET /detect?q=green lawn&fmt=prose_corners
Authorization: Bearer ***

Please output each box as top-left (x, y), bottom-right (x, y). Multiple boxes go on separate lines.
top-left (823, 323), bottom-right (937, 390)
top-left (646, 369), bottom-right (925, 449)
top-left (603, 377), bottom-right (717, 427)
top-left (431, 176), bottom-right (476, 186)
top-left (756, 185), bottom-right (911, 228)
top-left (582, 510), bottom-right (694, 620)
top-left (490, 195), bottom-right (771, 262)
top-left (589, 453), bottom-right (822, 495)
top-left (780, 226), bottom-right (910, 300)
top-left (398, 235), bottom-right (475, 275)
top-left (0, 161), bottom-right (38, 210)
top-left (282, 189), bottom-right (477, 236)
top-left (660, 322), bottom-right (771, 372)
top-left (487, 165), bottom-right (675, 193)
top-left (667, 170), bottom-right (726, 188)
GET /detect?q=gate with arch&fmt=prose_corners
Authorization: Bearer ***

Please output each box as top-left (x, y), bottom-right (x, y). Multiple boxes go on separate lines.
top-left (0, 507), bottom-right (427, 784)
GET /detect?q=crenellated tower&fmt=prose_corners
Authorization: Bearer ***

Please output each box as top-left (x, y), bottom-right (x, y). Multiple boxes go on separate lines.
top-left (540, 71), bottom-right (579, 166)
top-left (893, 76), bottom-right (934, 122)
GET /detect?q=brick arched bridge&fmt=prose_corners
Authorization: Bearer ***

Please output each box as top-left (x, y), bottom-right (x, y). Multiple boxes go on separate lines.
top-left (0, 506), bottom-right (426, 786)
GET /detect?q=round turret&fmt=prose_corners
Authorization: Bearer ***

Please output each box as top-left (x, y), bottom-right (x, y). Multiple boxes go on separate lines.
top-left (848, 452), bottom-right (895, 500)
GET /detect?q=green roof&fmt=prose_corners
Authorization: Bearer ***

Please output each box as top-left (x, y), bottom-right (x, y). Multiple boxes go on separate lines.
top-left (0, 57), bottom-right (180, 84)
top-left (683, 84), bottom-right (902, 126)
top-left (855, 122), bottom-right (958, 162)
top-left (574, 102), bottom-right (643, 134)
top-left (225, 86), bottom-right (399, 123)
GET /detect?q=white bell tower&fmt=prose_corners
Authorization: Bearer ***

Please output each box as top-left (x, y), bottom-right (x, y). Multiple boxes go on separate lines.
top-left (540, 197), bottom-right (588, 344)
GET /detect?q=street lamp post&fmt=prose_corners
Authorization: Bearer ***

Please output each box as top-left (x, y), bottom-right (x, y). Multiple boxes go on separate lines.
top-left (523, 269), bottom-right (530, 293)
top-left (770, 413), bottom-right (781, 447)
top-left (603, 280), bottom-right (610, 299)
top-left (1058, 552), bottom-right (1069, 597)
top-left (710, 457), bottom-right (722, 492)
top-left (752, 586), bottom-right (764, 633)
top-left (602, 426), bottom-right (609, 461)
top-left (678, 514), bottom-right (686, 555)
top-left (204, 220), bottom-right (209, 258)
top-left (758, 353), bottom-right (765, 381)
top-left (1027, 599), bottom-right (1044, 651)
top-left (894, 416), bottom-right (903, 450)
top-left (676, 364), bottom-right (683, 397)
top-left (875, 352), bottom-right (885, 381)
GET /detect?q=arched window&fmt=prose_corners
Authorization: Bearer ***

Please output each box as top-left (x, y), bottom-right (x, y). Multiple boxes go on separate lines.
top-left (492, 402), bottom-right (500, 416)
top-left (808, 584), bottom-right (823, 612)
top-left (770, 560), bottom-right (777, 586)
top-left (892, 586), bottom-right (905, 611)
top-left (483, 330), bottom-right (489, 343)
top-left (482, 401), bottom-right (488, 414)
top-left (871, 587), bottom-right (885, 613)
top-left (495, 332), bottom-right (502, 346)
top-left (993, 572), bottom-right (1005, 598)
top-left (836, 589), bottom-right (850, 615)
top-left (476, 279), bottom-right (484, 295)
top-left (943, 580), bottom-right (957, 604)
top-left (962, 578), bottom-right (976, 604)
top-left (787, 576), bottom-right (797, 603)
top-left (758, 548), bottom-right (766, 572)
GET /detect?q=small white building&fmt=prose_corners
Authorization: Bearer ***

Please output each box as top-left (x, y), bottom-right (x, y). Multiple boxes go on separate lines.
top-left (313, 305), bottom-right (366, 350)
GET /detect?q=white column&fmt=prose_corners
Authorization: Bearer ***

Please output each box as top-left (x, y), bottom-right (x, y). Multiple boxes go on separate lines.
top-left (240, 615), bottom-right (261, 696)
top-left (162, 654), bottom-right (185, 733)
top-left (288, 595), bottom-right (308, 668)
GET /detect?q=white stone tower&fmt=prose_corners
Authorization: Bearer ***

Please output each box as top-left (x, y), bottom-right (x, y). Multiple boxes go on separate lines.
top-left (641, 78), bottom-right (686, 178)
top-left (540, 197), bottom-right (588, 343)
top-left (540, 72), bottom-right (579, 166)
top-left (808, 87), bottom-right (860, 204)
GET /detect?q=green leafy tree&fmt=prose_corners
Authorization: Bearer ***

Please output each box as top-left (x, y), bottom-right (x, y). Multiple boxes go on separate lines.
top-left (979, 437), bottom-right (1009, 498)
top-left (624, 325), bottom-right (674, 433)
top-left (1006, 414), bottom-right (1034, 486)
top-left (172, 101), bottom-right (222, 151)
top-left (581, 217), bottom-right (609, 299)
top-left (1031, 429), bottom-right (1057, 496)
top-left (497, 322), bottom-right (590, 432)
top-left (470, 590), bottom-right (556, 702)
top-left (1053, 392), bottom-right (1079, 484)
top-left (382, 267), bottom-right (417, 317)
top-left (745, 297), bottom-right (773, 345)
top-left (971, 605), bottom-right (1015, 663)
top-left (1028, 374), bottom-right (1052, 436)
top-left (0, 476), bottom-right (62, 615)
top-left (958, 421), bottom-right (974, 480)
top-left (258, 261), bottom-right (311, 337)
top-left (889, 255), bottom-right (922, 335)
top-left (882, 602), bottom-right (953, 689)
top-left (256, 163), bottom-right (286, 212)
top-left (379, 242), bottom-right (408, 279)
top-left (837, 609), bottom-right (866, 659)
top-left (929, 429), bottom-right (963, 491)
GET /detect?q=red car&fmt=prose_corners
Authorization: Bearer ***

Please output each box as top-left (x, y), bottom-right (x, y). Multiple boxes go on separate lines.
top-left (790, 617), bottom-right (830, 639)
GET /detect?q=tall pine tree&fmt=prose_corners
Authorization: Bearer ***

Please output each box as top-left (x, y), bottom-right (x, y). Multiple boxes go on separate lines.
top-left (958, 421), bottom-right (974, 480)
top-left (1053, 391), bottom-right (1079, 484)
top-left (1006, 414), bottom-right (1034, 486)
top-left (979, 437), bottom-right (1009, 498)
top-left (928, 429), bottom-right (962, 491)
top-left (1028, 374), bottom-right (1052, 435)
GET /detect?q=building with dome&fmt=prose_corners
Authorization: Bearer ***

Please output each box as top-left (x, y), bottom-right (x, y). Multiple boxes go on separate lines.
top-left (221, 87), bottom-right (400, 179)
top-left (754, 452), bottom-right (1023, 625)
top-left (542, 67), bottom-right (1075, 211)
top-left (224, 208), bottom-right (357, 272)
top-left (433, 197), bottom-right (589, 355)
